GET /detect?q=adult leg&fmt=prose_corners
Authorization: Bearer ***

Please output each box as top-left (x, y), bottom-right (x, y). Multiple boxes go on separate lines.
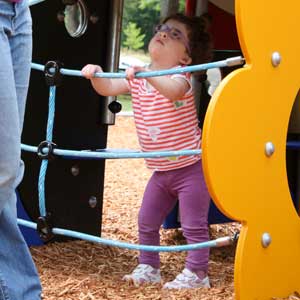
top-left (0, 1), bottom-right (41, 299)
top-left (138, 171), bottom-right (177, 268)
top-left (0, 202), bottom-right (42, 300)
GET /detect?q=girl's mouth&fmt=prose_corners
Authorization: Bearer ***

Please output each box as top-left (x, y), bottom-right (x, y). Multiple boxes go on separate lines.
top-left (155, 38), bottom-right (164, 46)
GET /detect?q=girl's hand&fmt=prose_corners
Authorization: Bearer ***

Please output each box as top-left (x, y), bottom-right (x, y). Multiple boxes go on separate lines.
top-left (125, 65), bottom-right (147, 80)
top-left (81, 64), bottom-right (103, 79)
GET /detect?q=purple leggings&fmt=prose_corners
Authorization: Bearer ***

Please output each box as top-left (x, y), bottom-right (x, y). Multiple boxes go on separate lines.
top-left (138, 160), bottom-right (210, 272)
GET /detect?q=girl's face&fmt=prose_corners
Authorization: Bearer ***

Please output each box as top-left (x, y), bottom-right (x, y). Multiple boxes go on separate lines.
top-left (148, 19), bottom-right (192, 67)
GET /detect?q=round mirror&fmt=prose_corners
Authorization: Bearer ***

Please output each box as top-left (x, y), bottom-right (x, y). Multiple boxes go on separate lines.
top-left (64, 0), bottom-right (89, 38)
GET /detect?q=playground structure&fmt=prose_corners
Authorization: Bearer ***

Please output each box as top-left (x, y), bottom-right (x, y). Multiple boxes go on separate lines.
top-left (17, 0), bottom-right (300, 299)
top-left (202, 0), bottom-right (300, 299)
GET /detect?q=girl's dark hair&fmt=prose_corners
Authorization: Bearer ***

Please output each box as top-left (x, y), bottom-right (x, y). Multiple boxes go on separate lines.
top-left (163, 13), bottom-right (213, 65)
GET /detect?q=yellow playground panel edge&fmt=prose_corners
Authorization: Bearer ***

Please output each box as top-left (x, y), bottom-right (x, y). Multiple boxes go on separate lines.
top-left (202, 0), bottom-right (300, 299)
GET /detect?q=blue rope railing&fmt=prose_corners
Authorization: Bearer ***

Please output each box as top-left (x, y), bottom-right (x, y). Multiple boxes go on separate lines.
top-left (31, 56), bottom-right (244, 79)
top-left (24, 57), bottom-right (245, 162)
top-left (37, 86), bottom-right (56, 216)
top-left (17, 218), bottom-right (236, 251)
top-left (21, 144), bottom-right (202, 159)
top-left (20, 57), bottom-right (244, 250)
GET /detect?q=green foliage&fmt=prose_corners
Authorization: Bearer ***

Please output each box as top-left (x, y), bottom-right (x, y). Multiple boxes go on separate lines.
top-left (139, 0), bottom-right (160, 11)
top-left (122, 0), bottom-right (160, 51)
top-left (121, 0), bottom-right (186, 51)
top-left (123, 22), bottom-right (145, 51)
top-left (178, 0), bottom-right (185, 12)
top-left (117, 94), bottom-right (132, 112)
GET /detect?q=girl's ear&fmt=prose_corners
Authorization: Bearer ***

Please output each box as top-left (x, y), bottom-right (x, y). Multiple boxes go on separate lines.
top-left (179, 55), bottom-right (192, 65)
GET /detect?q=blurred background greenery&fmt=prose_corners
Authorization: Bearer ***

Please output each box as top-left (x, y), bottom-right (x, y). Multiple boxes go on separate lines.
top-left (117, 94), bottom-right (132, 112)
top-left (121, 0), bottom-right (185, 52)
top-left (117, 0), bottom-right (186, 112)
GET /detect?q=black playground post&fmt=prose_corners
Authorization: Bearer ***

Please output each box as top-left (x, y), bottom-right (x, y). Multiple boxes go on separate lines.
top-left (18, 0), bottom-right (123, 242)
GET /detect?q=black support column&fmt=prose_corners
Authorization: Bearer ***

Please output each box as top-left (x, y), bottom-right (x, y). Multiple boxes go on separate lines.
top-left (19, 0), bottom-right (114, 241)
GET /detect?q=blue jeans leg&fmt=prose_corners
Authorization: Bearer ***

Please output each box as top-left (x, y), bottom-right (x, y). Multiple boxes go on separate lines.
top-left (0, 1), bottom-right (42, 299)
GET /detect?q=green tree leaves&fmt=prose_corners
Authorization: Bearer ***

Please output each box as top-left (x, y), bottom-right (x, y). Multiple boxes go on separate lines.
top-left (122, 0), bottom-right (160, 51)
top-left (121, 0), bottom-right (185, 51)
top-left (123, 22), bottom-right (146, 51)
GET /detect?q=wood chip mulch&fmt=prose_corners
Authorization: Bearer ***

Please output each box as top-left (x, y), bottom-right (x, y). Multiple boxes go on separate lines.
top-left (30, 116), bottom-right (240, 300)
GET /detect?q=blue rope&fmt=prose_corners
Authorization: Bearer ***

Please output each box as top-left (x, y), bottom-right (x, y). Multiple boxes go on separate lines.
top-left (22, 141), bottom-right (299, 159)
top-left (37, 86), bottom-right (56, 216)
top-left (31, 56), bottom-right (244, 79)
top-left (38, 160), bottom-right (47, 216)
top-left (24, 57), bottom-right (243, 250)
top-left (21, 143), bottom-right (201, 159)
top-left (46, 86), bottom-right (56, 140)
top-left (17, 218), bottom-right (234, 252)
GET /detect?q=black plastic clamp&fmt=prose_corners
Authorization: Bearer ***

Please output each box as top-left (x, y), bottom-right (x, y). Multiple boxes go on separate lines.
top-left (232, 231), bottom-right (240, 243)
top-left (37, 214), bottom-right (54, 243)
top-left (108, 101), bottom-right (122, 114)
top-left (37, 140), bottom-right (57, 161)
top-left (44, 60), bottom-right (63, 86)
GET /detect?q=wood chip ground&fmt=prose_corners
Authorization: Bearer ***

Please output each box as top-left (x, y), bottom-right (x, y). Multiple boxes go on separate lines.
top-left (31, 116), bottom-right (242, 299)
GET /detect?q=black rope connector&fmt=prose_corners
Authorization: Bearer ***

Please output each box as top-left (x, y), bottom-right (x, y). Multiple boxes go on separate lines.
top-left (37, 214), bottom-right (54, 243)
top-left (232, 231), bottom-right (240, 243)
top-left (108, 101), bottom-right (122, 114)
top-left (44, 60), bottom-right (63, 86)
top-left (37, 140), bottom-right (57, 161)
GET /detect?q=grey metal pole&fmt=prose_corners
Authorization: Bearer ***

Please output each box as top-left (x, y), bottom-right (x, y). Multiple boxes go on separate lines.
top-left (101, 0), bottom-right (124, 125)
top-left (196, 0), bottom-right (208, 15)
top-left (192, 0), bottom-right (209, 115)
top-left (160, 0), bottom-right (179, 19)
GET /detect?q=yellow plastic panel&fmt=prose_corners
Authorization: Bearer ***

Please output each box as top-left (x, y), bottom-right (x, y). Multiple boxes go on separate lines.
top-left (202, 0), bottom-right (300, 299)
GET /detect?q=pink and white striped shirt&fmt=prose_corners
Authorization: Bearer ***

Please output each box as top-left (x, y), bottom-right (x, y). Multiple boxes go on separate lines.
top-left (127, 70), bottom-right (201, 171)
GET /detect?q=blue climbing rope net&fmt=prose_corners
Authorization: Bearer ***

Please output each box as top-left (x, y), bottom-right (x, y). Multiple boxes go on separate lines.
top-left (22, 0), bottom-right (244, 250)
top-left (20, 57), bottom-right (243, 250)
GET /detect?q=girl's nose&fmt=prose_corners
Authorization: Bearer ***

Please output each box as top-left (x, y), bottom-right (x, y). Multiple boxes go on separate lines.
top-left (159, 31), bottom-right (168, 39)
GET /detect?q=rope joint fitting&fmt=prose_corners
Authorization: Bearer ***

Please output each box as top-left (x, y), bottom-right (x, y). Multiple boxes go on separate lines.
top-left (44, 60), bottom-right (63, 86)
top-left (37, 140), bottom-right (57, 161)
top-left (37, 214), bottom-right (54, 242)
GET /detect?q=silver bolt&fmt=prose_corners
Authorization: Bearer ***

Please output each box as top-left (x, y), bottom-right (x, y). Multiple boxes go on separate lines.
top-left (271, 52), bottom-right (281, 67)
top-left (90, 13), bottom-right (99, 24)
top-left (265, 142), bottom-right (275, 157)
top-left (261, 233), bottom-right (272, 248)
top-left (70, 165), bottom-right (80, 176)
top-left (57, 11), bottom-right (65, 22)
top-left (89, 196), bottom-right (97, 208)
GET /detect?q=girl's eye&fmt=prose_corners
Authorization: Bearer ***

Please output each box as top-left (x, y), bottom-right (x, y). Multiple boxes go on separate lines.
top-left (154, 24), bottom-right (162, 34)
top-left (170, 30), bottom-right (181, 39)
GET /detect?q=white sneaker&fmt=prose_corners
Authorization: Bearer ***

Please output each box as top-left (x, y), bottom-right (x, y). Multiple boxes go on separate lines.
top-left (122, 264), bottom-right (161, 286)
top-left (163, 268), bottom-right (210, 289)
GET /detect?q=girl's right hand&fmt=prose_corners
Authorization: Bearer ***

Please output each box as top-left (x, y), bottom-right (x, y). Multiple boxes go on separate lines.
top-left (81, 64), bottom-right (103, 79)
